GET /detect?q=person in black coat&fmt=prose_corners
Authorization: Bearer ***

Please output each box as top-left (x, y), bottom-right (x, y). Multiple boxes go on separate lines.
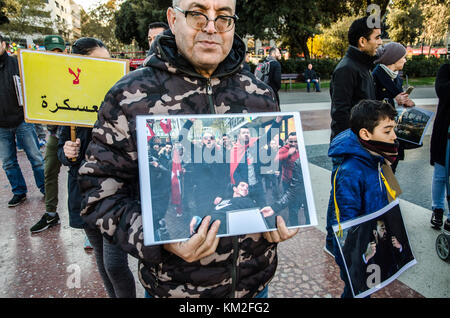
top-left (304, 63), bottom-right (320, 92)
top-left (329, 17), bottom-right (383, 141)
top-left (0, 33), bottom-right (46, 207)
top-left (178, 119), bottom-right (229, 217)
top-left (57, 126), bottom-right (92, 228)
top-left (372, 42), bottom-right (415, 173)
top-left (266, 47), bottom-right (282, 106)
top-left (430, 63), bottom-right (450, 229)
top-left (242, 51), bottom-right (251, 72)
top-left (57, 37), bottom-right (136, 298)
top-left (260, 158), bottom-right (306, 228)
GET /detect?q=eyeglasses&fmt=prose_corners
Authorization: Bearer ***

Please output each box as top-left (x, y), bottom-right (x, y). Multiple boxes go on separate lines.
top-left (203, 136), bottom-right (215, 141)
top-left (174, 6), bottom-right (238, 33)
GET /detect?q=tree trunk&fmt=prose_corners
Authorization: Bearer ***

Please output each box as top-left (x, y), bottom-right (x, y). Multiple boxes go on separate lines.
top-left (298, 36), bottom-right (310, 60)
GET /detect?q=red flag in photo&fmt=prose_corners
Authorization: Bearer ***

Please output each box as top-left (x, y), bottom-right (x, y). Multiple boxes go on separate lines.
top-left (146, 122), bottom-right (155, 142)
top-left (171, 147), bottom-right (182, 210)
top-left (160, 119), bottom-right (172, 134)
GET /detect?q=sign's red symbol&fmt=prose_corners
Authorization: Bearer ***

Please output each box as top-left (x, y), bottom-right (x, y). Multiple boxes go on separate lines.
top-left (68, 67), bottom-right (81, 85)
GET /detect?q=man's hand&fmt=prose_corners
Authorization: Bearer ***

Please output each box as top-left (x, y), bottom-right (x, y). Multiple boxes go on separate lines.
top-left (391, 236), bottom-right (402, 250)
top-left (263, 216), bottom-right (299, 243)
top-left (365, 241), bottom-right (377, 262)
top-left (214, 197), bottom-right (222, 205)
top-left (395, 92), bottom-right (409, 105)
top-left (403, 98), bottom-right (415, 108)
top-left (64, 138), bottom-right (81, 159)
top-left (164, 216), bottom-right (220, 263)
top-left (288, 146), bottom-right (297, 156)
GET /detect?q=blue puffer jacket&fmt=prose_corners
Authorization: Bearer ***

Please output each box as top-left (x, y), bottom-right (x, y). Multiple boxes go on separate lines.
top-left (328, 129), bottom-right (390, 240)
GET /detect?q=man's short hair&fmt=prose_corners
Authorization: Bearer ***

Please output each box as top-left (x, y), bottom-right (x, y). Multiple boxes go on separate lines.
top-left (0, 33), bottom-right (4, 43)
top-left (348, 16), bottom-right (380, 47)
top-left (350, 100), bottom-right (397, 134)
top-left (172, 0), bottom-right (235, 6)
top-left (148, 22), bottom-right (169, 31)
top-left (288, 132), bottom-right (296, 137)
top-left (268, 47), bottom-right (278, 56)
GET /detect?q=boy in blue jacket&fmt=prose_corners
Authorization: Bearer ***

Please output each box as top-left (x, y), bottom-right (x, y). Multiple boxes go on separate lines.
top-left (327, 99), bottom-right (402, 298)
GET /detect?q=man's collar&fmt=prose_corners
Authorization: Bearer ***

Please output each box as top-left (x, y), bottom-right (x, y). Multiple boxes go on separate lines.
top-left (347, 45), bottom-right (377, 67)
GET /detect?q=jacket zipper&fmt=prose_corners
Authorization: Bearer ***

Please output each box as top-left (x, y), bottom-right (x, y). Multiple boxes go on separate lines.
top-left (378, 162), bottom-right (382, 191)
top-left (206, 78), bottom-right (215, 114)
top-left (230, 236), bottom-right (239, 298)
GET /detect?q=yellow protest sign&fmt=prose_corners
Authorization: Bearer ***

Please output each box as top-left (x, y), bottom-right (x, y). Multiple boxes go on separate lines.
top-left (18, 49), bottom-right (129, 127)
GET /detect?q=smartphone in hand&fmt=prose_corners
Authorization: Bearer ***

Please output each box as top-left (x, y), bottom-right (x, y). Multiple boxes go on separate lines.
top-left (405, 86), bottom-right (414, 95)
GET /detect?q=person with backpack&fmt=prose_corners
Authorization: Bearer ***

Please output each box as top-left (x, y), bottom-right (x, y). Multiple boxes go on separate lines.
top-left (255, 47), bottom-right (282, 106)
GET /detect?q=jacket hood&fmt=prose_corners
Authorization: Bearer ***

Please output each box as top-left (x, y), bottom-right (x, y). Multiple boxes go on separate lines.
top-left (143, 29), bottom-right (246, 79)
top-left (328, 129), bottom-right (384, 166)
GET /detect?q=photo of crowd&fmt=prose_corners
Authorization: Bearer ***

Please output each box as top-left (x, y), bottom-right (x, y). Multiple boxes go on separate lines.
top-left (137, 112), bottom-right (317, 245)
top-left (395, 107), bottom-right (434, 145)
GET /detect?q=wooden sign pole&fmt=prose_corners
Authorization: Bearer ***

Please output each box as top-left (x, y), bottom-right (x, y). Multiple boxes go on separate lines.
top-left (70, 126), bottom-right (76, 162)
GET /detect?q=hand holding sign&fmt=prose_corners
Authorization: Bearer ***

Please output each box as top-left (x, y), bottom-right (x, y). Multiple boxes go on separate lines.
top-left (64, 138), bottom-right (81, 159)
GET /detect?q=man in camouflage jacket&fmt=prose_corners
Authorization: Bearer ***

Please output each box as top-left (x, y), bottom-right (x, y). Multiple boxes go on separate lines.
top-left (78, 0), bottom-right (298, 298)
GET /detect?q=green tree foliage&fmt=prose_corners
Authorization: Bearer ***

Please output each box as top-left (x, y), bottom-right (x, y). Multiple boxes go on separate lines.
top-left (81, 0), bottom-right (122, 52)
top-left (0, 0), bottom-right (10, 25)
top-left (114, 0), bottom-right (138, 45)
top-left (236, 0), bottom-right (351, 60)
top-left (419, 0), bottom-right (450, 48)
top-left (320, 16), bottom-right (356, 59)
top-left (115, 0), bottom-right (171, 50)
top-left (385, 2), bottom-right (423, 45)
top-left (384, 0), bottom-right (450, 49)
top-left (0, 0), bottom-right (53, 40)
top-left (235, 0), bottom-right (392, 60)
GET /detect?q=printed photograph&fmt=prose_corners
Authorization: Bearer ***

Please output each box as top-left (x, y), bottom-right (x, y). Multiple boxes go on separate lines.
top-left (333, 201), bottom-right (416, 298)
top-left (395, 107), bottom-right (434, 145)
top-left (136, 112), bottom-right (317, 245)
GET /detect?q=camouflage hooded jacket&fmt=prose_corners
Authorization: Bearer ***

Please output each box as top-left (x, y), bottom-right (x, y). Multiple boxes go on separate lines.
top-left (78, 30), bottom-right (280, 298)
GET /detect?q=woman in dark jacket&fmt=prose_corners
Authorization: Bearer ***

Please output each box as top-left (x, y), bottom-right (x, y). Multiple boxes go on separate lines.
top-left (372, 42), bottom-right (415, 173)
top-left (430, 63), bottom-right (450, 230)
top-left (57, 37), bottom-right (136, 298)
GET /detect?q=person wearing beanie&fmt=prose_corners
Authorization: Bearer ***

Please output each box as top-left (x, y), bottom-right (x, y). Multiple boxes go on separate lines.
top-left (373, 42), bottom-right (414, 108)
top-left (372, 41), bottom-right (416, 173)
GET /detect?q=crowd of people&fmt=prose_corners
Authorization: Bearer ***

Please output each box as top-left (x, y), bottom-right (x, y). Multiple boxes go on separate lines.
top-left (0, 0), bottom-right (448, 299)
top-left (146, 115), bottom-right (308, 242)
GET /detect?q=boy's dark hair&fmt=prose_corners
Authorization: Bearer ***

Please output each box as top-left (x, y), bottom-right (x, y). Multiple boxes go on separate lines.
top-left (148, 22), bottom-right (169, 31)
top-left (348, 16), bottom-right (380, 47)
top-left (350, 100), bottom-right (397, 135)
top-left (72, 37), bottom-right (106, 56)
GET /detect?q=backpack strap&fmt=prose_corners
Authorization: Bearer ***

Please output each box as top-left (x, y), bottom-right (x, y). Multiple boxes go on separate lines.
top-left (380, 169), bottom-right (397, 200)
